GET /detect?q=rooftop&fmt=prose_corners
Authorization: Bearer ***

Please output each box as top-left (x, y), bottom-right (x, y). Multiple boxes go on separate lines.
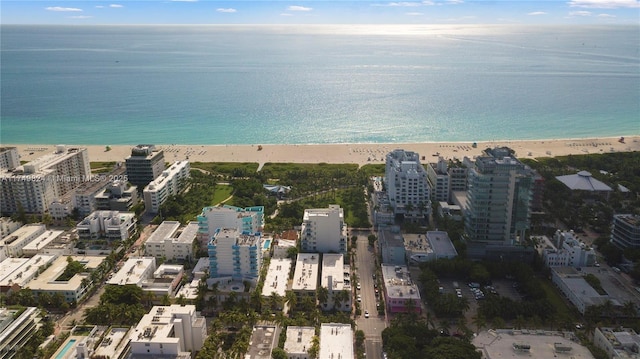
top-left (261, 258), bottom-right (292, 297)
top-left (321, 254), bottom-right (349, 292)
top-left (474, 329), bottom-right (593, 359)
top-left (108, 257), bottom-right (156, 286)
top-left (381, 264), bottom-right (420, 301)
top-left (292, 253), bottom-right (319, 292)
top-left (556, 171), bottom-right (613, 192)
top-left (245, 325), bottom-right (278, 359)
top-left (425, 231), bottom-right (458, 257)
top-left (27, 255), bottom-right (104, 292)
top-left (319, 323), bottom-right (353, 359)
top-left (284, 326), bottom-right (315, 355)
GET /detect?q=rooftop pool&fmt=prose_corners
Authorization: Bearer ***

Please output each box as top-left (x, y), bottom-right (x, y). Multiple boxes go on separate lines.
top-left (55, 339), bottom-right (77, 359)
top-left (263, 239), bottom-right (271, 250)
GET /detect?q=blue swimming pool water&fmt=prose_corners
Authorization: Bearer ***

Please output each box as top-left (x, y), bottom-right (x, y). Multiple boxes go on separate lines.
top-left (55, 339), bottom-right (76, 359)
top-left (263, 239), bottom-right (271, 250)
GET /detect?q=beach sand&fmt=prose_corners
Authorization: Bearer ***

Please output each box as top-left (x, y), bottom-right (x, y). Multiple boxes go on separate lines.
top-left (7, 136), bottom-right (639, 167)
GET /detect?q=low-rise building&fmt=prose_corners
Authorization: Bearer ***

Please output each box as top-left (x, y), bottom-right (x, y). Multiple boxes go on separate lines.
top-left (404, 231), bottom-right (457, 264)
top-left (319, 323), bottom-right (353, 359)
top-left (0, 307), bottom-right (41, 357)
top-left (95, 180), bottom-right (138, 211)
top-left (0, 218), bottom-right (21, 240)
top-left (438, 202), bottom-right (462, 221)
top-left (381, 264), bottom-right (421, 314)
top-left (140, 264), bottom-right (185, 299)
top-left (21, 229), bottom-right (65, 257)
top-left (0, 255), bottom-right (57, 292)
top-left (27, 255), bottom-right (104, 303)
top-left (284, 326), bottom-right (315, 359)
top-left (594, 327), bottom-right (640, 359)
top-left (551, 266), bottom-right (617, 314)
top-left (76, 210), bottom-right (136, 241)
top-left (108, 257), bottom-right (157, 286)
top-left (0, 224), bottom-right (46, 260)
top-left (145, 221), bottom-right (198, 262)
top-left (245, 324), bottom-right (279, 359)
top-left (272, 239), bottom-right (297, 259)
top-left (321, 254), bottom-right (351, 312)
top-left (291, 253), bottom-right (320, 306)
top-left (143, 161), bottom-right (190, 214)
top-left (129, 305), bottom-right (207, 357)
top-left (378, 225), bottom-right (406, 266)
top-left (262, 257), bottom-right (292, 300)
top-left (474, 329), bottom-right (593, 359)
top-left (542, 230), bottom-right (597, 268)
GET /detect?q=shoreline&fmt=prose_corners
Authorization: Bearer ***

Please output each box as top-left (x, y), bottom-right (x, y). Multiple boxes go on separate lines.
top-left (5, 136), bottom-right (639, 167)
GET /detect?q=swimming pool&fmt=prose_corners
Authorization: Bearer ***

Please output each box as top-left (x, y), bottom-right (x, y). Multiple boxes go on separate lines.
top-left (55, 339), bottom-right (76, 359)
top-left (263, 239), bottom-right (271, 250)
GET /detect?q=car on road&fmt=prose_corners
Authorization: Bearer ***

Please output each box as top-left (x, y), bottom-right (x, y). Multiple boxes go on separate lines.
top-left (357, 294), bottom-right (362, 302)
top-left (364, 310), bottom-right (369, 318)
top-left (357, 283), bottom-right (361, 290)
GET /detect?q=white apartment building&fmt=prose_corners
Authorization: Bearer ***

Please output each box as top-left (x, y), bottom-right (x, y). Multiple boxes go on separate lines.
top-left (0, 307), bottom-right (40, 358)
top-left (284, 326), bottom-right (315, 359)
top-left (427, 157), bottom-right (451, 203)
top-left (21, 229), bottom-right (64, 257)
top-left (0, 255), bottom-right (57, 291)
top-left (28, 255), bottom-right (104, 303)
top-left (292, 253), bottom-right (320, 305)
top-left (0, 147), bottom-right (20, 170)
top-left (543, 230), bottom-right (597, 268)
top-left (384, 149), bottom-right (431, 221)
top-left (70, 167), bottom-right (127, 217)
top-left (197, 205), bottom-right (264, 247)
top-left (262, 257), bottom-right (292, 299)
top-left (76, 210), bottom-right (136, 241)
top-left (108, 257), bottom-right (157, 286)
top-left (321, 254), bottom-right (352, 312)
top-left (300, 205), bottom-right (347, 255)
top-left (0, 146), bottom-right (90, 214)
top-left (208, 228), bottom-right (262, 281)
top-left (319, 323), bottom-right (354, 359)
top-left (129, 305), bottom-right (207, 357)
top-left (0, 224), bottom-right (46, 260)
top-left (143, 161), bottom-right (190, 214)
top-left (145, 221), bottom-right (198, 261)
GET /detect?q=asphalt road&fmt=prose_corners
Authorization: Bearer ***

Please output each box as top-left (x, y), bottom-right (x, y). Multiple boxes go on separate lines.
top-left (354, 233), bottom-right (386, 359)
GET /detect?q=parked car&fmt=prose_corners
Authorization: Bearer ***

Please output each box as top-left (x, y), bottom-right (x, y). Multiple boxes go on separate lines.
top-left (364, 310), bottom-right (369, 318)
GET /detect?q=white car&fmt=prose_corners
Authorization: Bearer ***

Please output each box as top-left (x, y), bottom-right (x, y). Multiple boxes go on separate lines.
top-left (364, 310), bottom-right (369, 318)
top-left (357, 283), bottom-right (361, 290)
top-left (357, 294), bottom-right (362, 302)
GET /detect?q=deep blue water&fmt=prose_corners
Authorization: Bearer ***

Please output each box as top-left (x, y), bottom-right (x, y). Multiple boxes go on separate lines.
top-left (1, 24), bottom-right (638, 145)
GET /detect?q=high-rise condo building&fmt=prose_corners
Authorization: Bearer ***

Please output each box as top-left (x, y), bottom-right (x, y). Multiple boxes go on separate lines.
top-left (384, 149), bottom-right (431, 222)
top-left (208, 228), bottom-right (262, 281)
top-left (300, 205), bottom-right (347, 255)
top-left (464, 147), bottom-right (534, 244)
top-left (125, 145), bottom-right (165, 188)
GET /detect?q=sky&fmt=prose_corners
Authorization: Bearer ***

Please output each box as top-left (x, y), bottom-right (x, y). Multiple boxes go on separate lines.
top-left (1, 0), bottom-right (639, 25)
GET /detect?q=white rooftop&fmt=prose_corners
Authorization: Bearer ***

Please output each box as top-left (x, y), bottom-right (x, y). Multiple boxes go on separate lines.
top-left (262, 258), bottom-right (292, 297)
top-left (292, 253), bottom-right (319, 292)
top-left (0, 254), bottom-right (57, 287)
top-left (146, 221), bottom-right (181, 244)
top-left (27, 255), bottom-right (104, 292)
top-left (474, 329), bottom-right (594, 359)
top-left (284, 326), bottom-right (315, 355)
top-left (321, 254), bottom-right (349, 292)
top-left (319, 323), bottom-right (353, 359)
top-left (108, 257), bottom-right (156, 286)
top-left (22, 230), bottom-right (64, 253)
top-left (381, 264), bottom-right (421, 301)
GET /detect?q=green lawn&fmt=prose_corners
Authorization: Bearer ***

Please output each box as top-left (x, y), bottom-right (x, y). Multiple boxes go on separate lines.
top-left (211, 184), bottom-right (234, 206)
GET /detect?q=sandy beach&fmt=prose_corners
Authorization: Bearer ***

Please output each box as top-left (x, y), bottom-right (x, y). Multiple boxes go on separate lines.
top-left (6, 136), bottom-right (639, 167)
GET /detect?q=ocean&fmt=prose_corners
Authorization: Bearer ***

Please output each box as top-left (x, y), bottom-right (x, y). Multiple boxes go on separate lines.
top-left (1, 24), bottom-right (638, 145)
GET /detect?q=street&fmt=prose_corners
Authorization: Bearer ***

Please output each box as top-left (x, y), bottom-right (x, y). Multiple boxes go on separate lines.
top-left (354, 232), bottom-right (386, 359)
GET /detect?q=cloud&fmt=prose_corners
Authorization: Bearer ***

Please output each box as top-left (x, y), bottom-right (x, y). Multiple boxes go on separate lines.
top-left (216, 8), bottom-right (237, 13)
top-left (422, 0), bottom-right (435, 4)
top-left (109, 4), bottom-right (123, 8)
top-left (406, 12), bottom-right (424, 15)
top-left (45, 6), bottom-right (82, 12)
top-left (569, 10), bottom-right (593, 15)
top-left (446, 0), bottom-right (464, 4)
top-left (287, 5), bottom-right (312, 11)
top-left (597, 12), bottom-right (617, 16)
top-left (372, 2), bottom-right (422, 6)
top-left (527, 11), bottom-right (547, 15)
top-left (95, 5), bottom-right (104, 8)
top-left (568, 0), bottom-right (639, 8)
top-left (69, 15), bottom-right (93, 19)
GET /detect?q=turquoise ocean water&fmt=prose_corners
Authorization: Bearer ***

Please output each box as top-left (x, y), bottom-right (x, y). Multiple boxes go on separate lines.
top-left (1, 24), bottom-right (638, 145)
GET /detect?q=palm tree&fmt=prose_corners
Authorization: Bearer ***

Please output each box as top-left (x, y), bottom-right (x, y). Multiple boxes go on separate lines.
top-left (317, 287), bottom-right (329, 309)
